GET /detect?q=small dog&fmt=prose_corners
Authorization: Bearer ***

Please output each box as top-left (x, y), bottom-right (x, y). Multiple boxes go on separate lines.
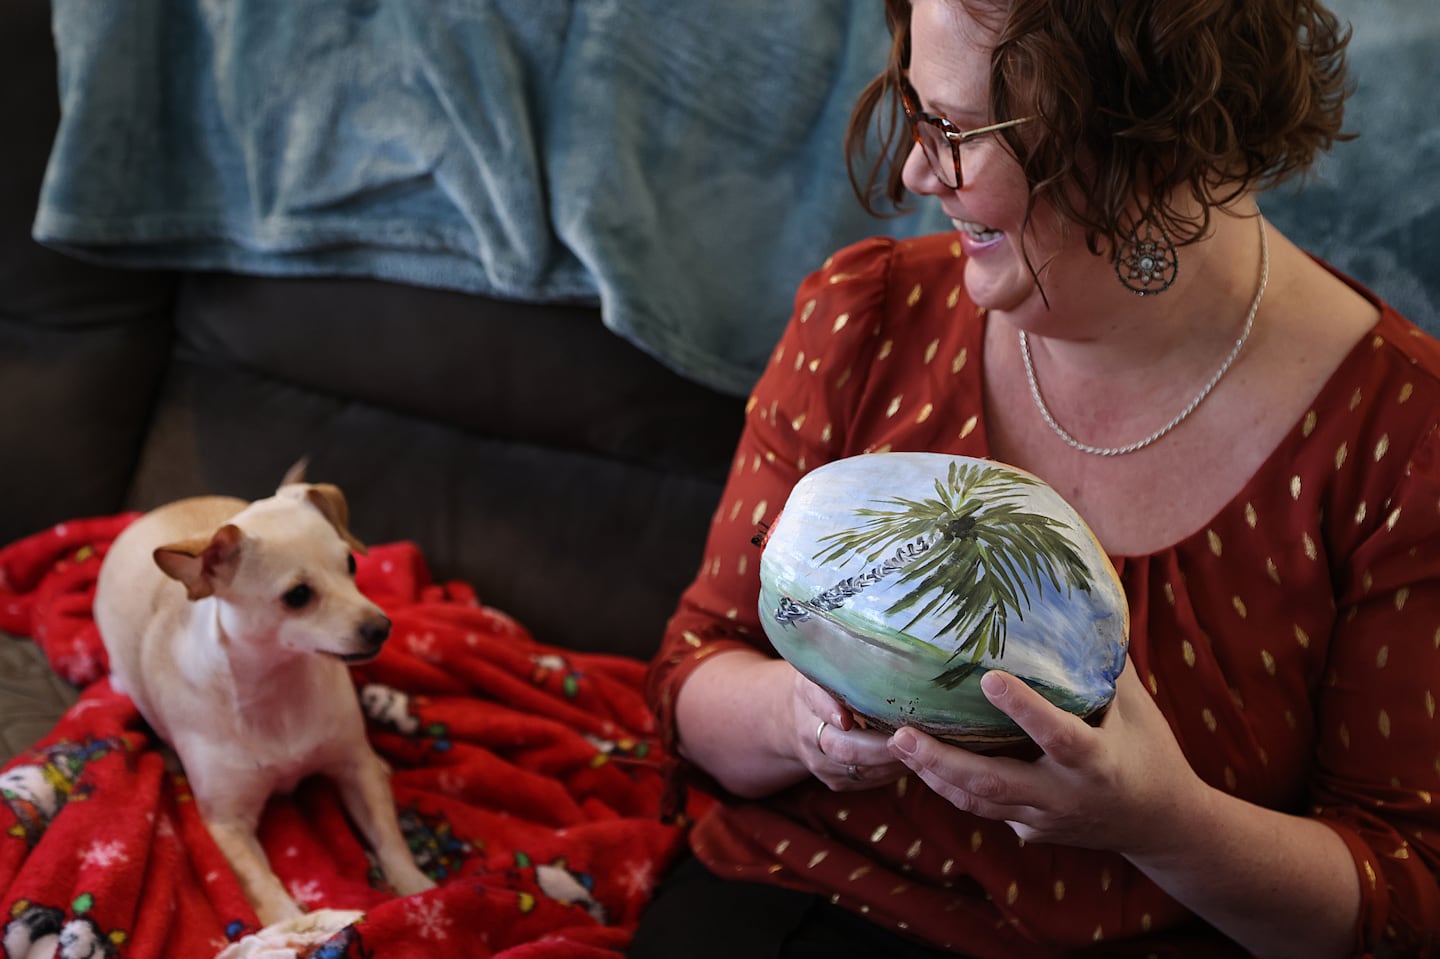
top-left (94, 466), bottom-right (435, 926)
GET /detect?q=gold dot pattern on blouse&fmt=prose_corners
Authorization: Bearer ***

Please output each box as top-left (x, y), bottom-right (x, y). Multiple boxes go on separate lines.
top-left (654, 237), bottom-right (1440, 949)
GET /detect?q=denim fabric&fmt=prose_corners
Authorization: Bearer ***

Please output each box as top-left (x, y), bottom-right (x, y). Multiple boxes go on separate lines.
top-left (34, 0), bottom-right (948, 396)
top-left (33, 0), bottom-right (1438, 392)
top-left (1260, 0), bottom-right (1439, 334)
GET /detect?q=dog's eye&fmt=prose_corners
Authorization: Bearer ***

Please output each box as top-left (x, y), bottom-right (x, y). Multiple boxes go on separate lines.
top-left (347, 554), bottom-right (357, 576)
top-left (282, 584), bottom-right (313, 609)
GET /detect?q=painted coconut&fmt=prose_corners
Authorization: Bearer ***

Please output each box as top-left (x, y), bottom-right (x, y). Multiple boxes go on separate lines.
top-left (758, 452), bottom-right (1128, 750)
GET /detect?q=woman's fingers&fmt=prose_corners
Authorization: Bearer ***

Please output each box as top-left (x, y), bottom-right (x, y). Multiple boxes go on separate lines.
top-left (813, 720), bottom-right (908, 791)
top-left (978, 671), bottom-right (1096, 768)
top-left (888, 725), bottom-right (1042, 813)
top-left (795, 673), bottom-right (853, 730)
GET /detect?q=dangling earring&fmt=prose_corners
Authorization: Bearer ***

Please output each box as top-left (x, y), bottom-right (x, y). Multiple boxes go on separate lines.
top-left (1115, 218), bottom-right (1178, 295)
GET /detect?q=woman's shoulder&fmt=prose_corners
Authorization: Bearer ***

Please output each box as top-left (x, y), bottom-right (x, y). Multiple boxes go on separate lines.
top-left (803, 231), bottom-right (965, 288)
top-left (789, 232), bottom-right (972, 343)
top-left (1327, 288), bottom-right (1440, 416)
top-left (1372, 301), bottom-right (1440, 375)
top-left (1290, 297), bottom-right (1440, 538)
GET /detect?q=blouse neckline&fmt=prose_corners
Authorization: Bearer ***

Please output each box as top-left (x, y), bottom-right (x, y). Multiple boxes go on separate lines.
top-left (967, 286), bottom-right (1394, 564)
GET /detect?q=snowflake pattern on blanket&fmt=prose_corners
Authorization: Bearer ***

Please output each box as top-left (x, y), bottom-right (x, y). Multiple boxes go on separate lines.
top-left (0, 516), bottom-right (706, 959)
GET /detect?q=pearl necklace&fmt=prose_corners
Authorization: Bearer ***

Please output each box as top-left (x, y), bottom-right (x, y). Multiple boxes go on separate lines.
top-left (1019, 217), bottom-right (1269, 457)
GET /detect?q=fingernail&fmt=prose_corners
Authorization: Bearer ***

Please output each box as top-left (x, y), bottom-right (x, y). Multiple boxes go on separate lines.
top-left (981, 671), bottom-right (1007, 698)
top-left (890, 729), bottom-right (917, 756)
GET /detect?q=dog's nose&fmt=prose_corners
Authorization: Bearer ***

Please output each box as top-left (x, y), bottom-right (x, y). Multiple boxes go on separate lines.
top-left (359, 616), bottom-right (391, 649)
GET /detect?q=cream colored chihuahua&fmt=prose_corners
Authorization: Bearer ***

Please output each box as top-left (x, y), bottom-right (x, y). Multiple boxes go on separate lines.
top-left (94, 466), bottom-right (435, 926)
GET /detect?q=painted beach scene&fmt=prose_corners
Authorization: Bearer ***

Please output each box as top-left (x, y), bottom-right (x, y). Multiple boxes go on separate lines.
top-left (759, 452), bottom-right (1129, 749)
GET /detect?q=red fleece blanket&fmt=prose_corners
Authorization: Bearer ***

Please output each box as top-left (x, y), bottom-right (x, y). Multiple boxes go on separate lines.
top-left (0, 516), bottom-right (704, 958)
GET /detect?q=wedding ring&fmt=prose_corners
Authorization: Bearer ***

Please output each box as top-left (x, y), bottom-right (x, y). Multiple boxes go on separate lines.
top-left (815, 720), bottom-right (828, 756)
top-left (847, 763), bottom-right (861, 782)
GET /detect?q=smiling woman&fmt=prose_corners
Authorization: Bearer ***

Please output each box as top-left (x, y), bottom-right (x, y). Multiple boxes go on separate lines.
top-left (634, 0), bottom-right (1440, 956)
top-left (852, 0), bottom-right (1351, 271)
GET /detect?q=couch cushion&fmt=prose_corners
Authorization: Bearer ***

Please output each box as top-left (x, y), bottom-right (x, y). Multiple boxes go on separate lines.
top-left (122, 275), bottom-right (744, 661)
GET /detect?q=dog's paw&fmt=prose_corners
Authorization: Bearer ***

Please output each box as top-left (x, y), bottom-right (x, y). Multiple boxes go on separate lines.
top-left (390, 864), bottom-right (439, 896)
top-left (215, 909), bottom-right (364, 959)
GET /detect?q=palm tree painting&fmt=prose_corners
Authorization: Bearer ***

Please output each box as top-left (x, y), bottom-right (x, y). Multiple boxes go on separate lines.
top-left (800, 460), bottom-right (1093, 688)
top-left (759, 453), bottom-right (1127, 746)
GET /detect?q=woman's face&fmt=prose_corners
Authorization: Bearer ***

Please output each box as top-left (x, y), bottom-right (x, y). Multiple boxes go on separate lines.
top-left (903, 0), bottom-right (1085, 323)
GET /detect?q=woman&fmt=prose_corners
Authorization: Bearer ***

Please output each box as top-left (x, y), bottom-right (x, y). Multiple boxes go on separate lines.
top-left (635, 0), bottom-right (1440, 956)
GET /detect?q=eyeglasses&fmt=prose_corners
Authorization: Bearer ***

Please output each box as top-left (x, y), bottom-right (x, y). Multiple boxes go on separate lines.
top-left (898, 79), bottom-right (1033, 189)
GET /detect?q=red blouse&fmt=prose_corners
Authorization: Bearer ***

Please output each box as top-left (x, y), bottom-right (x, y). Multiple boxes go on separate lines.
top-left (646, 233), bottom-right (1440, 957)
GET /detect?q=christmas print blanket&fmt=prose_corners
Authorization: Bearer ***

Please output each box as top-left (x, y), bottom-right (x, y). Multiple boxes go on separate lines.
top-left (0, 516), bottom-right (702, 959)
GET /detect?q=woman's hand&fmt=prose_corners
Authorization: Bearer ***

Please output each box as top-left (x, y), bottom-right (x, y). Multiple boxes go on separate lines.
top-left (886, 657), bottom-right (1204, 856)
top-left (674, 649), bottom-right (905, 797)
top-left (886, 658), bottom-right (1364, 957)
top-left (792, 671), bottom-right (908, 793)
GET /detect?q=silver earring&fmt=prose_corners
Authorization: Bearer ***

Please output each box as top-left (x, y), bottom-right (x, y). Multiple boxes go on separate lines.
top-left (1115, 220), bottom-right (1178, 295)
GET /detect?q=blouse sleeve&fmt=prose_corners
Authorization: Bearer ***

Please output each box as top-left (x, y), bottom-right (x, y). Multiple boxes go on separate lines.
top-left (1316, 419), bottom-right (1440, 954)
top-left (644, 237), bottom-right (898, 755)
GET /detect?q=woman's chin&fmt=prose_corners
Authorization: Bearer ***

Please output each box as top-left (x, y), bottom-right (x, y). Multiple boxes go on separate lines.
top-left (962, 258), bottom-right (1039, 317)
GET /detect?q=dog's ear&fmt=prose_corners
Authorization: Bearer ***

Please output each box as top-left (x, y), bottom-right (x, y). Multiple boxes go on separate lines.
top-left (153, 524), bottom-right (244, 600)
top-left (279, 457), bottom-right (310, 489)
top-left (306, 484), bottom-right (368, 554)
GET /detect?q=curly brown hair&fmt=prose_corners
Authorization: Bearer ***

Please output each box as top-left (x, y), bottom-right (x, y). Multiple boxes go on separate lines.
top-left (847, 0), bottom-right (1354, 258)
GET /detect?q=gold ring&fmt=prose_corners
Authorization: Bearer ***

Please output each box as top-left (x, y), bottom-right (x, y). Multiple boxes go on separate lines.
top-left (815, 720), bottom-right (828, 756)
top-left (847, 763), bottom-right (861, 782)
